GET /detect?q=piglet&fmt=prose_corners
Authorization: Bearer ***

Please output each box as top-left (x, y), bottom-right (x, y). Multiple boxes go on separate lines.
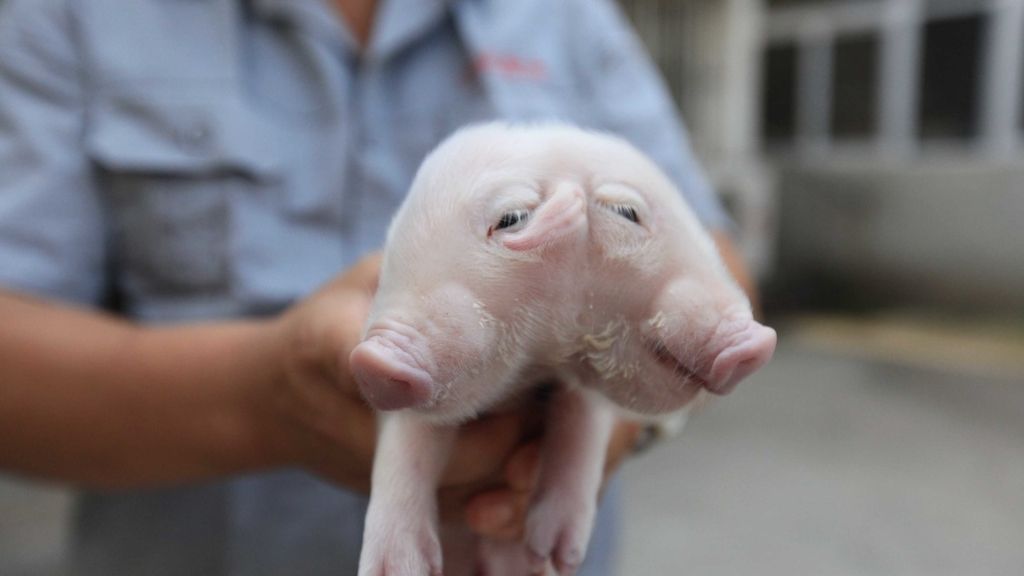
top-left (351, 123), bottom-right (776, 576)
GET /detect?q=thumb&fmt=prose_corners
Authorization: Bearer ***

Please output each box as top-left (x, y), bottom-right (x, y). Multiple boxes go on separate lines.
top-left (298, 254), bottom-right (382, 391)
top-left (464, 488), bottom-right (532, 541)
top-left (325, 251), bottom-right (382, 295)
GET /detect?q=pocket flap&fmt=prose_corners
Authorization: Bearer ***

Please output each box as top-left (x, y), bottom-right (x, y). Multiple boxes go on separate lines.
top-left (86, 85), bottom-right (282, 179)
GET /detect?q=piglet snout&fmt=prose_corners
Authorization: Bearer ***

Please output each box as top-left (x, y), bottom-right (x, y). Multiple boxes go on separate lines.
top-left (350, 334), bottom-right (435, 411)
top-left (706, 322), bottom-right (776, 396)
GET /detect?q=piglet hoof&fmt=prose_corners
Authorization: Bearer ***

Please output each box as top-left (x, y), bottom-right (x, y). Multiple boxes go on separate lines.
top-left (524, 495), bottom-right (595, 575)
top-left (358, 510), bottom-right (443, 576)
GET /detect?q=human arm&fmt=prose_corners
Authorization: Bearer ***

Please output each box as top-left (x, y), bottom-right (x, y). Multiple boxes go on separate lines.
top-left (0, 0), bottom-right (345, 489)
top-left (0, 254), bottom-right (536, 493)
top-left (0, 0), bottom-right (538, 496)
top-left (0, 289), bottom-right (291, 487)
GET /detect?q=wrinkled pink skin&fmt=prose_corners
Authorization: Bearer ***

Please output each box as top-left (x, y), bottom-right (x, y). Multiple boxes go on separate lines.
top-left (353, 123), bottom-right (776, 576)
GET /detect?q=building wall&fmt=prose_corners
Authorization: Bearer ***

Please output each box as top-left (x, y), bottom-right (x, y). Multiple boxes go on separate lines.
top-left (775, 160), bottom-right (1024, 311)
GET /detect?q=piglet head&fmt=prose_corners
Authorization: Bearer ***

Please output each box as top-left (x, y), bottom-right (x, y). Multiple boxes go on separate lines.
top-left (350, 125), bottom-right (592, 422)
top-left (577, 139), bottom-right (776, 414)
top-left (350, 123), bottom-right (777, 421)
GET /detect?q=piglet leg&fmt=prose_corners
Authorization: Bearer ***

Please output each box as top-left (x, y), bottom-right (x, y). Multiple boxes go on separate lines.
top-left (359, 414), bottom-right (456, 576)
top-left (525, 387), bottom-right (616, 575)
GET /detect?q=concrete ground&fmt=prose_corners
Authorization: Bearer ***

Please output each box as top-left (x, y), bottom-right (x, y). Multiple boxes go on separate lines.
top-left (619, 316), bottom-right (1024, 576)
top-left (2, 315), bottom-right (1023, 575)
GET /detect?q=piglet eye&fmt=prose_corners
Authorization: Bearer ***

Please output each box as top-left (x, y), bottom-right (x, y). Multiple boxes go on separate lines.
top-left (610, 204), bottom-right (640, 224)
top-left (495, 209), bottom-right (530, 231)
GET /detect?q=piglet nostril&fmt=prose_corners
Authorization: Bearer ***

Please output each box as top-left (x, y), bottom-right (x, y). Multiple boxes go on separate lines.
top-left (350, 338), bottom-right (435, 411)
top-left (706, 323), bottom-right (777, 396)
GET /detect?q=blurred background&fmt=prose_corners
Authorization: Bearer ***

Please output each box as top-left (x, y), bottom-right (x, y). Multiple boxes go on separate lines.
top-left (616, 0), bottom-right (1024, 574)
top-left (2, 0), bottom-right (1022, 574)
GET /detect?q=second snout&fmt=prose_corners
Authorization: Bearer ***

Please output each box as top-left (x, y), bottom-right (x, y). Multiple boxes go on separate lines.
top-left (705, 322), bottom-right (777, 395)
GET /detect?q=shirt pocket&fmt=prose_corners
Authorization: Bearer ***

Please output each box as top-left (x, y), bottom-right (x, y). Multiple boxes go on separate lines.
top-left (85, 86), bottom-right (283, 296)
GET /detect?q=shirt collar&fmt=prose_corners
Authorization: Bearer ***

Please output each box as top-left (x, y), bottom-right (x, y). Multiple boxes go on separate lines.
top-left (248, 0), bottom-right (460, 62)
top-left (369, 0), bottom-right (455, 61)
top-left (248, 0), bottom-right (353, 50)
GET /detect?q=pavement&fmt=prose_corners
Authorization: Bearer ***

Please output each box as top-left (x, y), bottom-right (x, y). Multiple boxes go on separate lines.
top-left (619, 316), bottom-right (1024, 576)
top-left (3, 315), bottom-right (1023, 575)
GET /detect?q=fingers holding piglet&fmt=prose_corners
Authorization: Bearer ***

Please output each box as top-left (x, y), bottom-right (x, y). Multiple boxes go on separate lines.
top-left (261, 253), bottom-right (382, 491)
top-left (462, 441), bottom-right (541, 540)
top-left (463, 416), bottom-right (640, 543)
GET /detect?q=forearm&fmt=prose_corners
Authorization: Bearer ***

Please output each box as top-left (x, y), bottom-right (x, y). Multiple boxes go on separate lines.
top-left (0, 291), bottom-right (288, 488)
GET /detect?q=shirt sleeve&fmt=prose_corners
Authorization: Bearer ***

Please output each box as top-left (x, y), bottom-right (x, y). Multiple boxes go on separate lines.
top-left (0, 0), bottom-right (108, 305)
top-left (565, 0), bottom-right (733, 232)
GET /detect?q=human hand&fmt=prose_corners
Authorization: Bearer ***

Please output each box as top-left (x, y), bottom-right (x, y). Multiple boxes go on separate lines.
top-left (261, 252), bottom-right (639, 534)
top-left (260, 252), bottom-right (540, 495)
top-left (460, 417), bottom-right (643, 541)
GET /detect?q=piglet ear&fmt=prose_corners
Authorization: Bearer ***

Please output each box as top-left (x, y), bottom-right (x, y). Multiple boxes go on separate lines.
top-left (502, 182), bottom-right (587, 251)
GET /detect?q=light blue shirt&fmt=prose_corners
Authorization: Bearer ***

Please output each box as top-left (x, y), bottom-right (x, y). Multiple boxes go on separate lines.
top-left (0, 0), bottom-right (729, 574)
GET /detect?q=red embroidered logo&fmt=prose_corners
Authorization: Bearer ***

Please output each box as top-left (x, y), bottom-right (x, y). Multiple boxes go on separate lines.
top-left (473, 53), bottom-right (548, 81)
